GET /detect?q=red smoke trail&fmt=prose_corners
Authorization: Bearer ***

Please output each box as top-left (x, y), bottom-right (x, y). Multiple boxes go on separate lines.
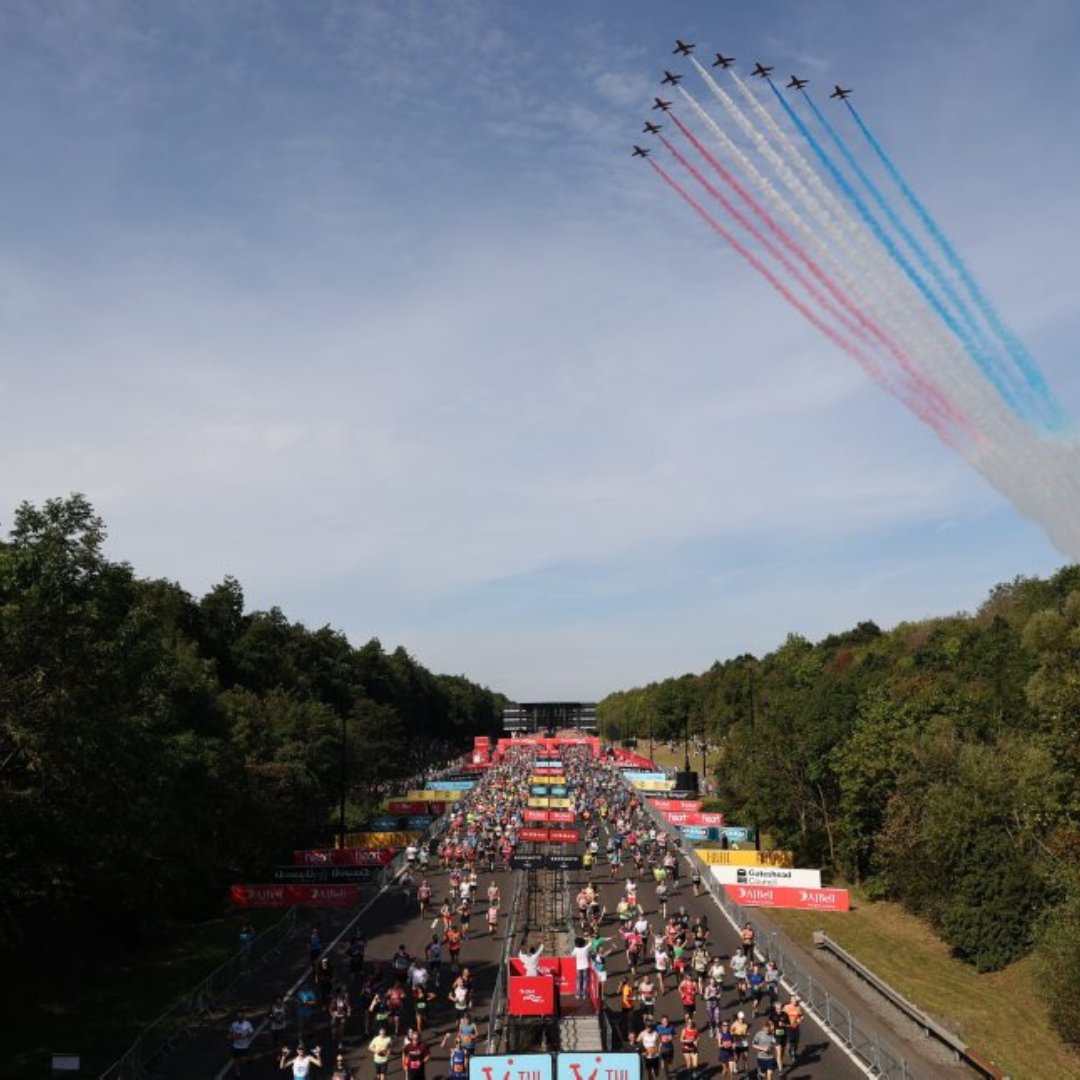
top-left (665, 112), bottom-right (974, 443)
top-left (649, 158), bottom-right (961, 449)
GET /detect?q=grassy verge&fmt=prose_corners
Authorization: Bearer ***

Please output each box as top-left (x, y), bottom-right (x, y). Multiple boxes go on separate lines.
top-left (9, 908), bottom-right (283, 1077)
top-left (767, 892), bottom-right (1079, 1079)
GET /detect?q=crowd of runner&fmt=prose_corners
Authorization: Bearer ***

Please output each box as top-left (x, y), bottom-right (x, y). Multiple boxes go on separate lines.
top-left (228, 741), bottom-right (805, 1080)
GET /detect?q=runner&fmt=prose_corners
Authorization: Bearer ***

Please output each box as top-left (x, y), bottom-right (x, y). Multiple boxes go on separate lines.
top-left (718, 1020), bottom-right (736, 1075)
top-left (752, 1019), bottom-right (779, 1079)
top-left (782, 996), bottom-right (803, 1065)
top-left (680, 1016), bottom-right (701, 1079)
top-left (227, 1012), bottom-right (254, 1077)
top-left (279, 1043), bottom-right (322, 1078)
top-left (638, 1017), bottom-right (663, 1078)
top-left (328, 985), bottom-right (352, 1045)
top-left (401, 1030), bottom-right (431, 1080)
top-left (368, 1024), bottom-right (393, 1079)
top-left (655, 1014), bottom-right (677, 1079)
top-left (731, 1011), bottom-right (751, 1076)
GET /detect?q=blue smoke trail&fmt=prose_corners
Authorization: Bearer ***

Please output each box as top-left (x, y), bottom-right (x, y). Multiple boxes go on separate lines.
top-left (844, 99), bottom-right (1068, 432)
top-left (763, 78), bottom-right (1029, 424)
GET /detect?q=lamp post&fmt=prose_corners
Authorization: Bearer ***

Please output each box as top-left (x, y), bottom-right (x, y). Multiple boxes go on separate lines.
top-left (683, 712), bottom-right (691, 774)
top-left (339, 711), bottom-right (348, 851)
top-left (747, 660), bottom-right (760, 851)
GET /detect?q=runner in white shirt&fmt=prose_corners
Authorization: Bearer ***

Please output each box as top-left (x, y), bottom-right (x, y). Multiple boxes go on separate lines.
top-left (228, 1013), bottom-right (255, 1075)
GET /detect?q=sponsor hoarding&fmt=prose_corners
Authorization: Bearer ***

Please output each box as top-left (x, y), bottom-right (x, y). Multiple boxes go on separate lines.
top-left (710, 865), bottom-right (823, 889)
top-left (369, 816), bottom-right (400, 831)
top-left (524, 809), bottom-right (550, 822)
top-left (231, 884), bottom-right (361, 907)
top-left (426, 780), bottom-right (475, 791)
top-left (519, 828), bottom-right (580, 844)
top-left (556, 1054), bottom-right (641, 1080)
top-left (723, 883), bottom-right (849, 911)
top-left (273, 866), bottom-right (376, 884)
top-left (386, 800), bottom-right (445, 816)
top-left (649, 799), bottom-right (703, 813)
top-left (293, 848), bottom-right (395, 866)
top-left (629, 779), bottom-right (675, 791)
top-left (546, 853), bottom-right (583, 871)
top-left (678, 826), bottom-right (756, 843)
top-left (469, 1054), bottom-right (552, 1080)
top-left (344, 830), bottom-right (421, 850)
top-left (622, 771), bottom-right (667, 782)
top-left (510, 854), bottom-right (545, 870)
top-left (549, 810), bottom-right (576, 823)
top-left (661, 811), bottom-right (725, 827)
top-left (695, 849), bottom-right (795, 868)
top-left (530, 786), bottom-right (549, 797)
top-left (549, 785), bottom-right (568, 797)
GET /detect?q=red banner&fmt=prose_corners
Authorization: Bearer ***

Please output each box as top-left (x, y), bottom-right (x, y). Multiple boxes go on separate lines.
top-left (549, 810), bottom-right (576, 823)
top-left (723, 884), bottom-right (850, 911)
top-left (662, 810), bottom-right (725, 827)
top-left (231, 884), bottom-right (362, 908)
top-left (507, 975), bottom-right (557, 1016)
top-left (649, 798), bottom-right (703, 813)
top-left (509, 956), bottom-right (576, 995)
top-left (294, 849), bottom-right (395, 866)
top-left (533, 767), bottom-right (564, 776)
top-left (523, 809), bottom-right (550, 822)
top-left (518, 828), bottom-right (580, 844)
top-left (387, 801), bottom-right (445, 815)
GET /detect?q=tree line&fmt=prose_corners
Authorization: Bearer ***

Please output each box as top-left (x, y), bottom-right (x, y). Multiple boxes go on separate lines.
top-left (597, 568), bottom-right (1080, 1043)
top-left (0, 494), bottom-right (505, 955)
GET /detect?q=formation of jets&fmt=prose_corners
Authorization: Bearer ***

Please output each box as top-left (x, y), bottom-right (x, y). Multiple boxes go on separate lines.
top-left (633, 41), bottom-right (853, 158)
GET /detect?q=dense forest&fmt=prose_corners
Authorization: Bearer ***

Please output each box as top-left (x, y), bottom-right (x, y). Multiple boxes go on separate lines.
top-left (598, 567), bottom-right (1080, 1043)
top-left (0, 494), bottom-right (505, 956)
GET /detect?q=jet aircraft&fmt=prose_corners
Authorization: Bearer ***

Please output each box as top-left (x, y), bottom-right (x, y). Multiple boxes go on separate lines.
top-left (642, 121), bottom-right (661, 134)
top-left (661, 70), bottom-right (683, 86)
top-left (652, 97), bottom-right (673, 112)
top-left (830, 85), bottom-right (852, 100)
top-left (712, 53), bottom-right (735, 69)
top-left (673, 40), bottom-right (695, 56)
top-left (751, 62), bottom-right (774, 78)
top-left (632, 145), bottom-right (651, 158)
top-left (787, 76), bottom-right (809, 91)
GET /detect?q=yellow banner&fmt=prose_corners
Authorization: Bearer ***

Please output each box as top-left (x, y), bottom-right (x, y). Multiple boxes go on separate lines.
top-left (527, 797), bottom-right (573, 809)
top-left (696, 848), bottom-right (795, 868)
top-left (531, 775), bottom-right (566, 785)
top-left (344, 830), bottom-right (422, 850)
top-left (630, 779), bottom-right (675, 791)
top-left (403, 790), bottom-right (446, 801)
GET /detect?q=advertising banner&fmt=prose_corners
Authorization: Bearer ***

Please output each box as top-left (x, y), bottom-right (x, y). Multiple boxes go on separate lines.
top-left (557, 1054), bottom-right (641, 1080)
top-left (344, 831), bottom-right (421, 850)
top-left (629, 779), bottom-right (675, 792)
top-left (507, 976), bottom-right (557, 1017)
top-left (547, 797), bottom-right (573, 808)
top-left (649, 799), bottom-right (703, 813)
top-left (231, 884), bottom-right (362, 908)
top-left (426, 780), bottom-right (475, 791)
top-left (678, 826), bottom-right (720, 842)
top-left (710, 865), bottom-right (823, 889)
top-left (530, 786), bottom-right (549, 797)
top-left (723, 883), bottom-right (850, 912)
top-left (469, 1054), bottom-right (552, 1080)
top-left (695, 849), bottom-right (795, 868)
top-left (546, 853), bottom-right (583, 871)
top-left (549, 785), bottom-right (568, 797)
top-left (518, 828), bottom-right (580, 844)
top-left (549, 810), bottom-right (576, 823)
top-left (510, 854), bottom-right (545, 870)
top-left (524, 809), bottom-right (550, 822)
top-left (293, 848), bottom-right (395, 867)
top-left (528, 798), bottom-right (550, 809)
top-left (273, 866), bottom-right (376, 884)
top-left (403, 790), bottom-right (447, 801)
top-left (531, 775), bottom-right (565, 785)
top-left (369, 816), bottom-right (400, 831)
top-left (623, 771), bottom-right (667, 782)
top-left (387, 801), bottom-right (445, 816)
top-left (661, 811), bottom-right (725, 828)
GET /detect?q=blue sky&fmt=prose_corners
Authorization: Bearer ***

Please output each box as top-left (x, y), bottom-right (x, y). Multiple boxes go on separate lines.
top-left (3, 0), bottom-right (1079, 699)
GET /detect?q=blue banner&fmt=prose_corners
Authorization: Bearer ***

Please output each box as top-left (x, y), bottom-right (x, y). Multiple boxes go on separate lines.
top-left (530, 785), bottom-right (549, 797)
top-left (549, 785), bottom-right (568, 797)
top-left (369, 816), bottom-right (400, 831)
top-left (622, 770), bottom-right (667, 782)
top-left (426, 780), bottom-right (475, 791)
top-left (678, 825), bottom-right (755, 844)
top-left (556, 1053), bottom-right (641, 1080)
top-left (406, 815), bottom-right (434, 831)
top-left (471, 1054), bottom-right (552, 1080)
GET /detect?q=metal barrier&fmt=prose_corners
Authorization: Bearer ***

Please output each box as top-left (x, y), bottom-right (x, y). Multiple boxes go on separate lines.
top-left (100, 809), bottom-right (453, 1080)
top-left (486, 867), bottom-right (528, 1053)
top-left (97, 906), bottom-right (299, 1080)
top-left (636, 792), bottom-right (922, 1079)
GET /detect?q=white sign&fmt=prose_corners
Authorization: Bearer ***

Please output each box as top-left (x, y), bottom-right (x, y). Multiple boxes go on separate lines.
top-left (710, 865), bottom-right (822, 889)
